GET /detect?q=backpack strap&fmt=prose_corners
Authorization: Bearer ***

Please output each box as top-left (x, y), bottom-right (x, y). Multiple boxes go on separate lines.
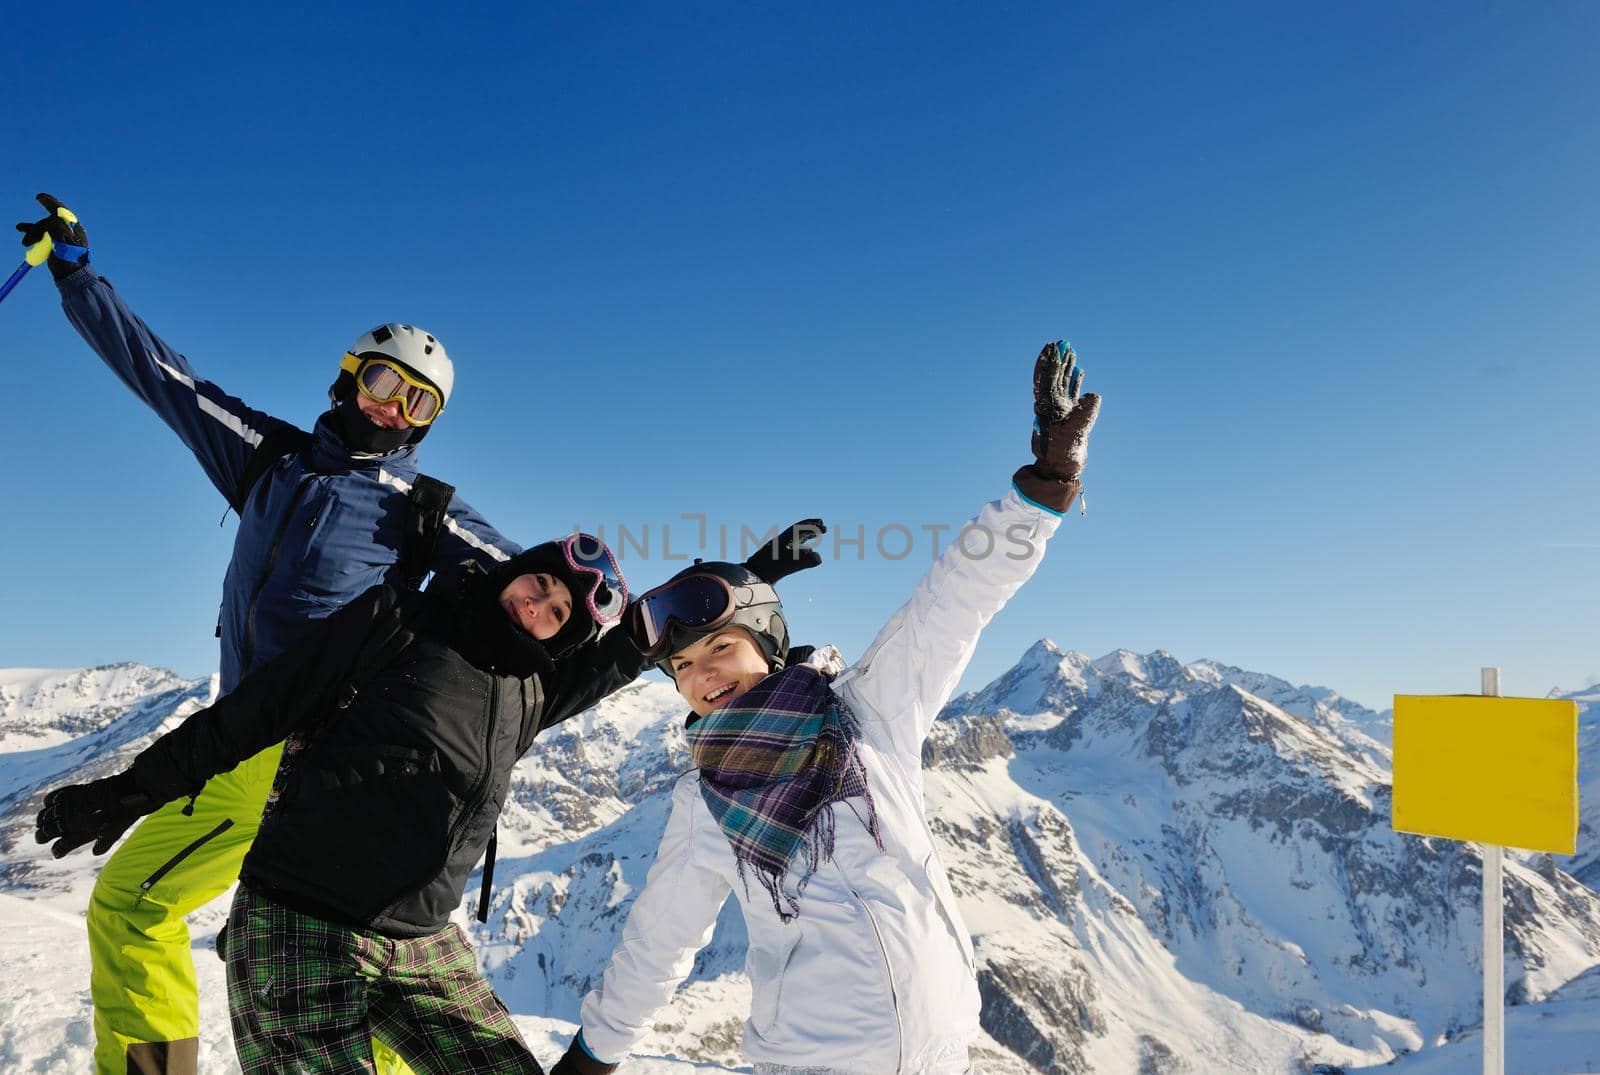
top-left (399, 474), bottom-right (456, 591)
top-left (231, 424), bottom-right (312, 514)
top-left (477, 826), bottom-right (498, 923)
top-left (218, 424), bottom-right (315, 637)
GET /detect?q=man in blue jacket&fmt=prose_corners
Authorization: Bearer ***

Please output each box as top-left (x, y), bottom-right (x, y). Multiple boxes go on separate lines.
top-left (19, 193), bottom-right (518, 1075)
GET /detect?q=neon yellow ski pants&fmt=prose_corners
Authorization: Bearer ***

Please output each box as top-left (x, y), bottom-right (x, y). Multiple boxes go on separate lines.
top-left (87, 742), bottom-right (416, 1075)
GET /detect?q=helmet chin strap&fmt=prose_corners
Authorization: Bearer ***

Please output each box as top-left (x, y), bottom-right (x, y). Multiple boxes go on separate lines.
top-left (334, 399), bottom-right (416, 455)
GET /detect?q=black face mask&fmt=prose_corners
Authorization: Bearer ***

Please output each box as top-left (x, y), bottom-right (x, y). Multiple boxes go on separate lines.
top-left (475, 586), bottom-right (556, 676)
top-left (334, 398), bottom-right (415, 455)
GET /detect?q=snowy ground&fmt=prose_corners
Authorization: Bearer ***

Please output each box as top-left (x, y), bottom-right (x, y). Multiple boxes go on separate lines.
top-left (1346, 966), bottom-right (1600, 1075)
top-left (0, 891), bottom-right (735, 1073)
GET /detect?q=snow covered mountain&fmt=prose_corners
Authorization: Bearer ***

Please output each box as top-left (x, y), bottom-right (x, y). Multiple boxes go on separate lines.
top-left (1347, 962), bottom-right (1600, 1075)
top-left (1552, 683), bottom-right (1600, 890)
top-left (0, 664), bottom-right (204, 747)
top-left (920, 644), bottom-right (1600, 1072)
top-left (1, 650), bottom-right (1596, 1074)
top-left (0, 664), bottom-right (216, 868)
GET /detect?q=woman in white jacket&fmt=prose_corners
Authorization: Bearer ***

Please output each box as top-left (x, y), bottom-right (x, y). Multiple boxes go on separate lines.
top-left (550, 341), bottom-right (1101, 1075)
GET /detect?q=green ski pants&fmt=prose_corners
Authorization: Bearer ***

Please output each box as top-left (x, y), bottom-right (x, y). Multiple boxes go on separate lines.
top-left (87, 743), bottom-right (417, 1075)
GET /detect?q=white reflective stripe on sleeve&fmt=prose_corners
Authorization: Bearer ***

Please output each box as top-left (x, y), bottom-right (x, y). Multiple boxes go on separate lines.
top-left (152, 355), bottom-right (264, 448)
top-left (444, 515), bottom-right (512, 561)
top-left (377, 469), bottom-right (512, 563)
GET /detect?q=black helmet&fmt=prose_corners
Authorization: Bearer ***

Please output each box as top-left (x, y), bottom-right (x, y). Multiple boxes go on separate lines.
top-left (634, 560), bottom-right (789, 679)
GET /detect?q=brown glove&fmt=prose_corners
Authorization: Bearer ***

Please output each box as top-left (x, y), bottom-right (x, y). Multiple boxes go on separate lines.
top-left (1012, 339), bottom-right (1101, 513)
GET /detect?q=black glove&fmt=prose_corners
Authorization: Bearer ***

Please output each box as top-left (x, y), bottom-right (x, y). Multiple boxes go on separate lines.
top-left (549, 1034), bottom-right (617, 1074)
top-left (1013, 340), bottom-right (1102, 513)
top-left (15, 192), bottom-right (89, 282)
top-left (744, 517), bottom-right (826, 585)
top-left (34, 771), bottom-right (155, 858)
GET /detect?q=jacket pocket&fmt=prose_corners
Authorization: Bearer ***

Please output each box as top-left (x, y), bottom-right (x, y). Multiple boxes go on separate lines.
top-left (138, 818), bottom-right (236, 904)
top-left (287, 743), bottom-right (452, 921)
top-left (747, 926), bottom-right (803, 1036)
top-left (294, 488), bottom-right (343, 579)
top-left (836, 620), bottom-right (904, 692)
top-left (305, 742), bottom-right (440, 790)
top-left (924, 851), bottom-right (977, 975)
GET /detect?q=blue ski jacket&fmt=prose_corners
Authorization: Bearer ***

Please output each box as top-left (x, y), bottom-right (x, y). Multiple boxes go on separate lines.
top-left (58, 269), bottom-right (519, 694)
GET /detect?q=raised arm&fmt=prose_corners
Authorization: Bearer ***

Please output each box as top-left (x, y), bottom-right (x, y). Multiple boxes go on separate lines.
top-left (839, 341), bottom-right (1102, 758)
top-left (19, 193), bottom-right (288, 503)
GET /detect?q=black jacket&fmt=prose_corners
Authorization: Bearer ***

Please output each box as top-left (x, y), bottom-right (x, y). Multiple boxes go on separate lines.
top-left (128, 564), bottom-right (645, 936)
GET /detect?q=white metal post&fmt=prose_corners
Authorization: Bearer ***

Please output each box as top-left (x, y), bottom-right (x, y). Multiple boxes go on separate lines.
top-left (1480, 666), bottom-right (1504, 1075)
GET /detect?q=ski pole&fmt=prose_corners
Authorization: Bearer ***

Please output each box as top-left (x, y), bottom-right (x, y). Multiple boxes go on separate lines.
top-left (0, 234), bottom-right (53, 308)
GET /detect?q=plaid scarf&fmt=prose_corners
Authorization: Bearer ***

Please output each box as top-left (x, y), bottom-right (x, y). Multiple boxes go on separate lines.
top-left (686, 664), bottom-right (882, 921)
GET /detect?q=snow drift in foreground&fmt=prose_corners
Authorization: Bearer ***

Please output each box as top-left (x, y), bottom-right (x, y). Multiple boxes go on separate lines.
top-left (1, 651), bottom-right (1596, 1074)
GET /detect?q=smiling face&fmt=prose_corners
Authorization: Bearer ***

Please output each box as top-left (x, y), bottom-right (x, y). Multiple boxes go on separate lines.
top-left (498, 572), bottom-right (573, 641)
top-left (670, 628), bottom-right (774, 717)
top-left (355, 390), bottom-right (409, 430)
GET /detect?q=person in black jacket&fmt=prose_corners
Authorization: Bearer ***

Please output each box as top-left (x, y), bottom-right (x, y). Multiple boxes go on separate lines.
top-left (19, 192), bottom-right (518, 1075)
top-left (36, 534), bottom-right (642, 1075)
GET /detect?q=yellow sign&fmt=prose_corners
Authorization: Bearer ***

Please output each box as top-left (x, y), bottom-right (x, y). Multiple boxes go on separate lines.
top-left (1392, 695), bottom-right (1579, 854)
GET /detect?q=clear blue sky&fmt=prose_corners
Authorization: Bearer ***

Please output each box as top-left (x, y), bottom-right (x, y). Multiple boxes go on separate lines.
top-left (3, 2), bottom-right (1596, 710)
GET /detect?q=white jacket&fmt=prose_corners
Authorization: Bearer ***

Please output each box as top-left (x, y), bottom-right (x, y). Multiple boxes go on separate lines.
top-left (579, 489), bottom-right (1063, 1073)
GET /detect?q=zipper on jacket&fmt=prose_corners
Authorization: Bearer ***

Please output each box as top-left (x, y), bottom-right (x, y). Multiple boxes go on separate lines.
top-left (137, 818), bottom-right (235, 903)
top-left (443, 678), bottom-right (501, 858)
top-left (240, 482), bottom-right (308, 675)
top-left (374, 673), bottom-right (502, 928)
top-left (845, 879), bottom-right (905, 1072)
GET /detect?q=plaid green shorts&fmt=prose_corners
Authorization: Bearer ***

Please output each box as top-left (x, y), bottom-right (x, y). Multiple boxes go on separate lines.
top-left (225, 883), bottom-right (542, 1074)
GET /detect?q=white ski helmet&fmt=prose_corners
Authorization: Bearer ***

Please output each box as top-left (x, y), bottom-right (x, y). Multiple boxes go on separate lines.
top-left (331, 323), bottom-right (455, 409)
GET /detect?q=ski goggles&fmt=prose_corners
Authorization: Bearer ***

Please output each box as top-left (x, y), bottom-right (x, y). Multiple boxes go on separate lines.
top-left (341, 353), bottom-right (445, 427)
top-left (631, 573), bottom-right (739, 660)
top-left (562, 533), bottom-right (629, 625)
